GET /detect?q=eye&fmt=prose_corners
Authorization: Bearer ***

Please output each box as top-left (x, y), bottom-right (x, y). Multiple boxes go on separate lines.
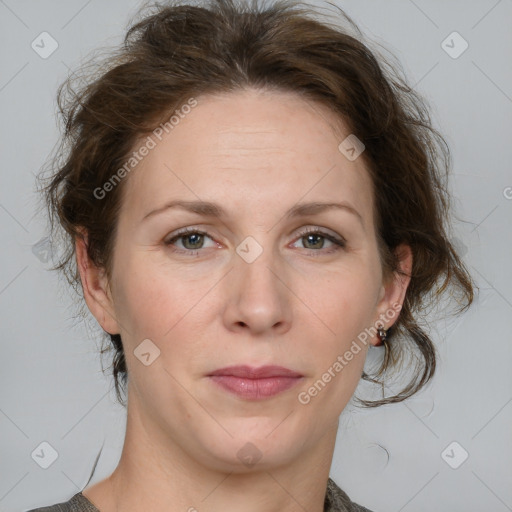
top-left (164, 226), bottom-right (346, 257)
top-left (164, 227), bottom-right (217, 256)
top-left (291, 227), bottom-right (346, 255)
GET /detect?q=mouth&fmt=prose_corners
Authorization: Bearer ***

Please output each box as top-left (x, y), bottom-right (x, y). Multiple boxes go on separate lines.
top-left (207, 365), bottom-right (304, 400)
top-left (208, 365), bottom-right (303, 379)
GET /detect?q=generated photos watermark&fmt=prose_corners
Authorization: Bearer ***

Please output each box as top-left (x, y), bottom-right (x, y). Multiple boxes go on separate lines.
top-left (297, 302), bottom-right (402, 405)
top-left (93, 97), bottom-right (198, 200)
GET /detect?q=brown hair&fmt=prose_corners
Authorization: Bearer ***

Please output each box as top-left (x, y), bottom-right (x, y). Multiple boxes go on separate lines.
top-left (38, 0), bottom-right (475, 408)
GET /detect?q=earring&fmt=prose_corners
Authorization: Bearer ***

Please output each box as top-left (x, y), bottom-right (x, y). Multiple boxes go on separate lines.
top-left (376, 326), bottom-right (388, 346)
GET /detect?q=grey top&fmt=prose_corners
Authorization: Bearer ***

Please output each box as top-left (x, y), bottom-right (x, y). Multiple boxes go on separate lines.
top-left (27, 477), bottom-right (374, 512)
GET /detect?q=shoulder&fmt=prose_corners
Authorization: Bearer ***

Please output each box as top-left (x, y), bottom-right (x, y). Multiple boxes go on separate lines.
top-left (325, 478), bottom-right (376, 512)
top-left (25, 492), bottom-right (100, 512)
top-left (28, 480), bottom-right (373, 512)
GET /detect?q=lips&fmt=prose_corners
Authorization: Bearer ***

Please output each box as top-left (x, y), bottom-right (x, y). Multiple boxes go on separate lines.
top-left (207, 365), bottom-right (303, 400)
top-left (208, 365), bottom-right (303, 379)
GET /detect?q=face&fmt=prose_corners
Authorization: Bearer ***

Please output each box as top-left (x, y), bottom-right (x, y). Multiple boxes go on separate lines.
top-left (80, 87), bottom-right (411, 473)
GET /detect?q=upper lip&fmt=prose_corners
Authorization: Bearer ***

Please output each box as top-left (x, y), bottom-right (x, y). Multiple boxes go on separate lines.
top-left (208, 365), bottom-right (303, 378)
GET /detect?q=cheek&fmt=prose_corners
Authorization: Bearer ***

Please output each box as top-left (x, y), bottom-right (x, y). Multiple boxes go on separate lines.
top-left (305, 264), bottom-right (381, 340)
top-left (297, 273), bottom-right (377, 408)
top-left (295, 260), bottom-right (381, 399)
top-left (110, 261), bottom-right (214, 401)
top-left (111, 252), bottom-right (217, 343)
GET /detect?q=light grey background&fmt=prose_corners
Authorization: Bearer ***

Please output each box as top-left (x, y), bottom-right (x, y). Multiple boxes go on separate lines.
top-left (1, 1), bottom-right (511, 511)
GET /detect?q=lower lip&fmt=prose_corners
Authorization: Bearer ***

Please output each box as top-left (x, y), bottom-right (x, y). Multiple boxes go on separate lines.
top-left (208, 375), bottom-right (303, 400)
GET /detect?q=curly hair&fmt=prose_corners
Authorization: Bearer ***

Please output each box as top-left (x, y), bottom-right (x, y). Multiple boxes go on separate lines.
top-left (37, 0), bottom-right (475, 408)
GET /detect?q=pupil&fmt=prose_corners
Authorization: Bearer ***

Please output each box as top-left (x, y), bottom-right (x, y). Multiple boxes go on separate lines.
top-left (306, 234), bottom-right (323, 249)
top-left (184, 233), bottom-right (202, 249)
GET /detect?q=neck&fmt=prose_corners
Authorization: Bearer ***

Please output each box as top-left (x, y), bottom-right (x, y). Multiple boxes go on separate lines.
top-left (92, 394), bottom-right (339, 512)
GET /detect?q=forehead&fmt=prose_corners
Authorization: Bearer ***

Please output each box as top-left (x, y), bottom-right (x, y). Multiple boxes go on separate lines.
top-left (121, 88), bottom-right (375, 227)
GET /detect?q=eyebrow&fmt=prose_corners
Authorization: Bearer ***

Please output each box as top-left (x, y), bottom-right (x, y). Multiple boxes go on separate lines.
top-left (142, 199), bottom-right (363, 225)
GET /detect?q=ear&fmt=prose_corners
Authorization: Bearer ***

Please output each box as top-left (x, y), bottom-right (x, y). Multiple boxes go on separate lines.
top-left (370, 243), bottom-right (413, 346)
top-left (75, 230), bottom-right (120, 335)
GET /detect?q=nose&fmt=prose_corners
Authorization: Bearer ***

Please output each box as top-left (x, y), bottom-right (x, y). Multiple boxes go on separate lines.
top-left (221, 245), bottom-right (292, 337)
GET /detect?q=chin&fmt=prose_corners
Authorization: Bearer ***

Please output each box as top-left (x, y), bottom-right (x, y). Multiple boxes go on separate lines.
top-left (192, 424), bottom-right (306, 473)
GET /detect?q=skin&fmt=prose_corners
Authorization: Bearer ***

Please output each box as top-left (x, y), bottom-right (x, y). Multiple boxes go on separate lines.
top-left (77, 87), bottom-right (412, 512)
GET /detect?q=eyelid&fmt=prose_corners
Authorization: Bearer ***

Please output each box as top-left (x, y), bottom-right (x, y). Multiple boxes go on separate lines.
top-left (294, 225), bottom-right (345, 242)
top-left (164, 227), bottom-right (218, 247)
top-left (164, 226), bottom-right (210, 243)
top-left (291, 226), bottom-right (346, 251)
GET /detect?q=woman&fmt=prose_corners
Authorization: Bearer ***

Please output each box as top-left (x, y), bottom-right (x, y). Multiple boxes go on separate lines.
top-left (30, 0), bottom-right (474, 510)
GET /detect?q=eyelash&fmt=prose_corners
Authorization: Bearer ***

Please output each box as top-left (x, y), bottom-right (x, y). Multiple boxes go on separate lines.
top-left (164, 227), bottom-right (346, 257)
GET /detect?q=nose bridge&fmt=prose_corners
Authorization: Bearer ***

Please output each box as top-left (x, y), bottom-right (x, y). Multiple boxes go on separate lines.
top-left (223, 234), bottom-right (292, 334)
top-left (238, 240), bottom-right (279, 293)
